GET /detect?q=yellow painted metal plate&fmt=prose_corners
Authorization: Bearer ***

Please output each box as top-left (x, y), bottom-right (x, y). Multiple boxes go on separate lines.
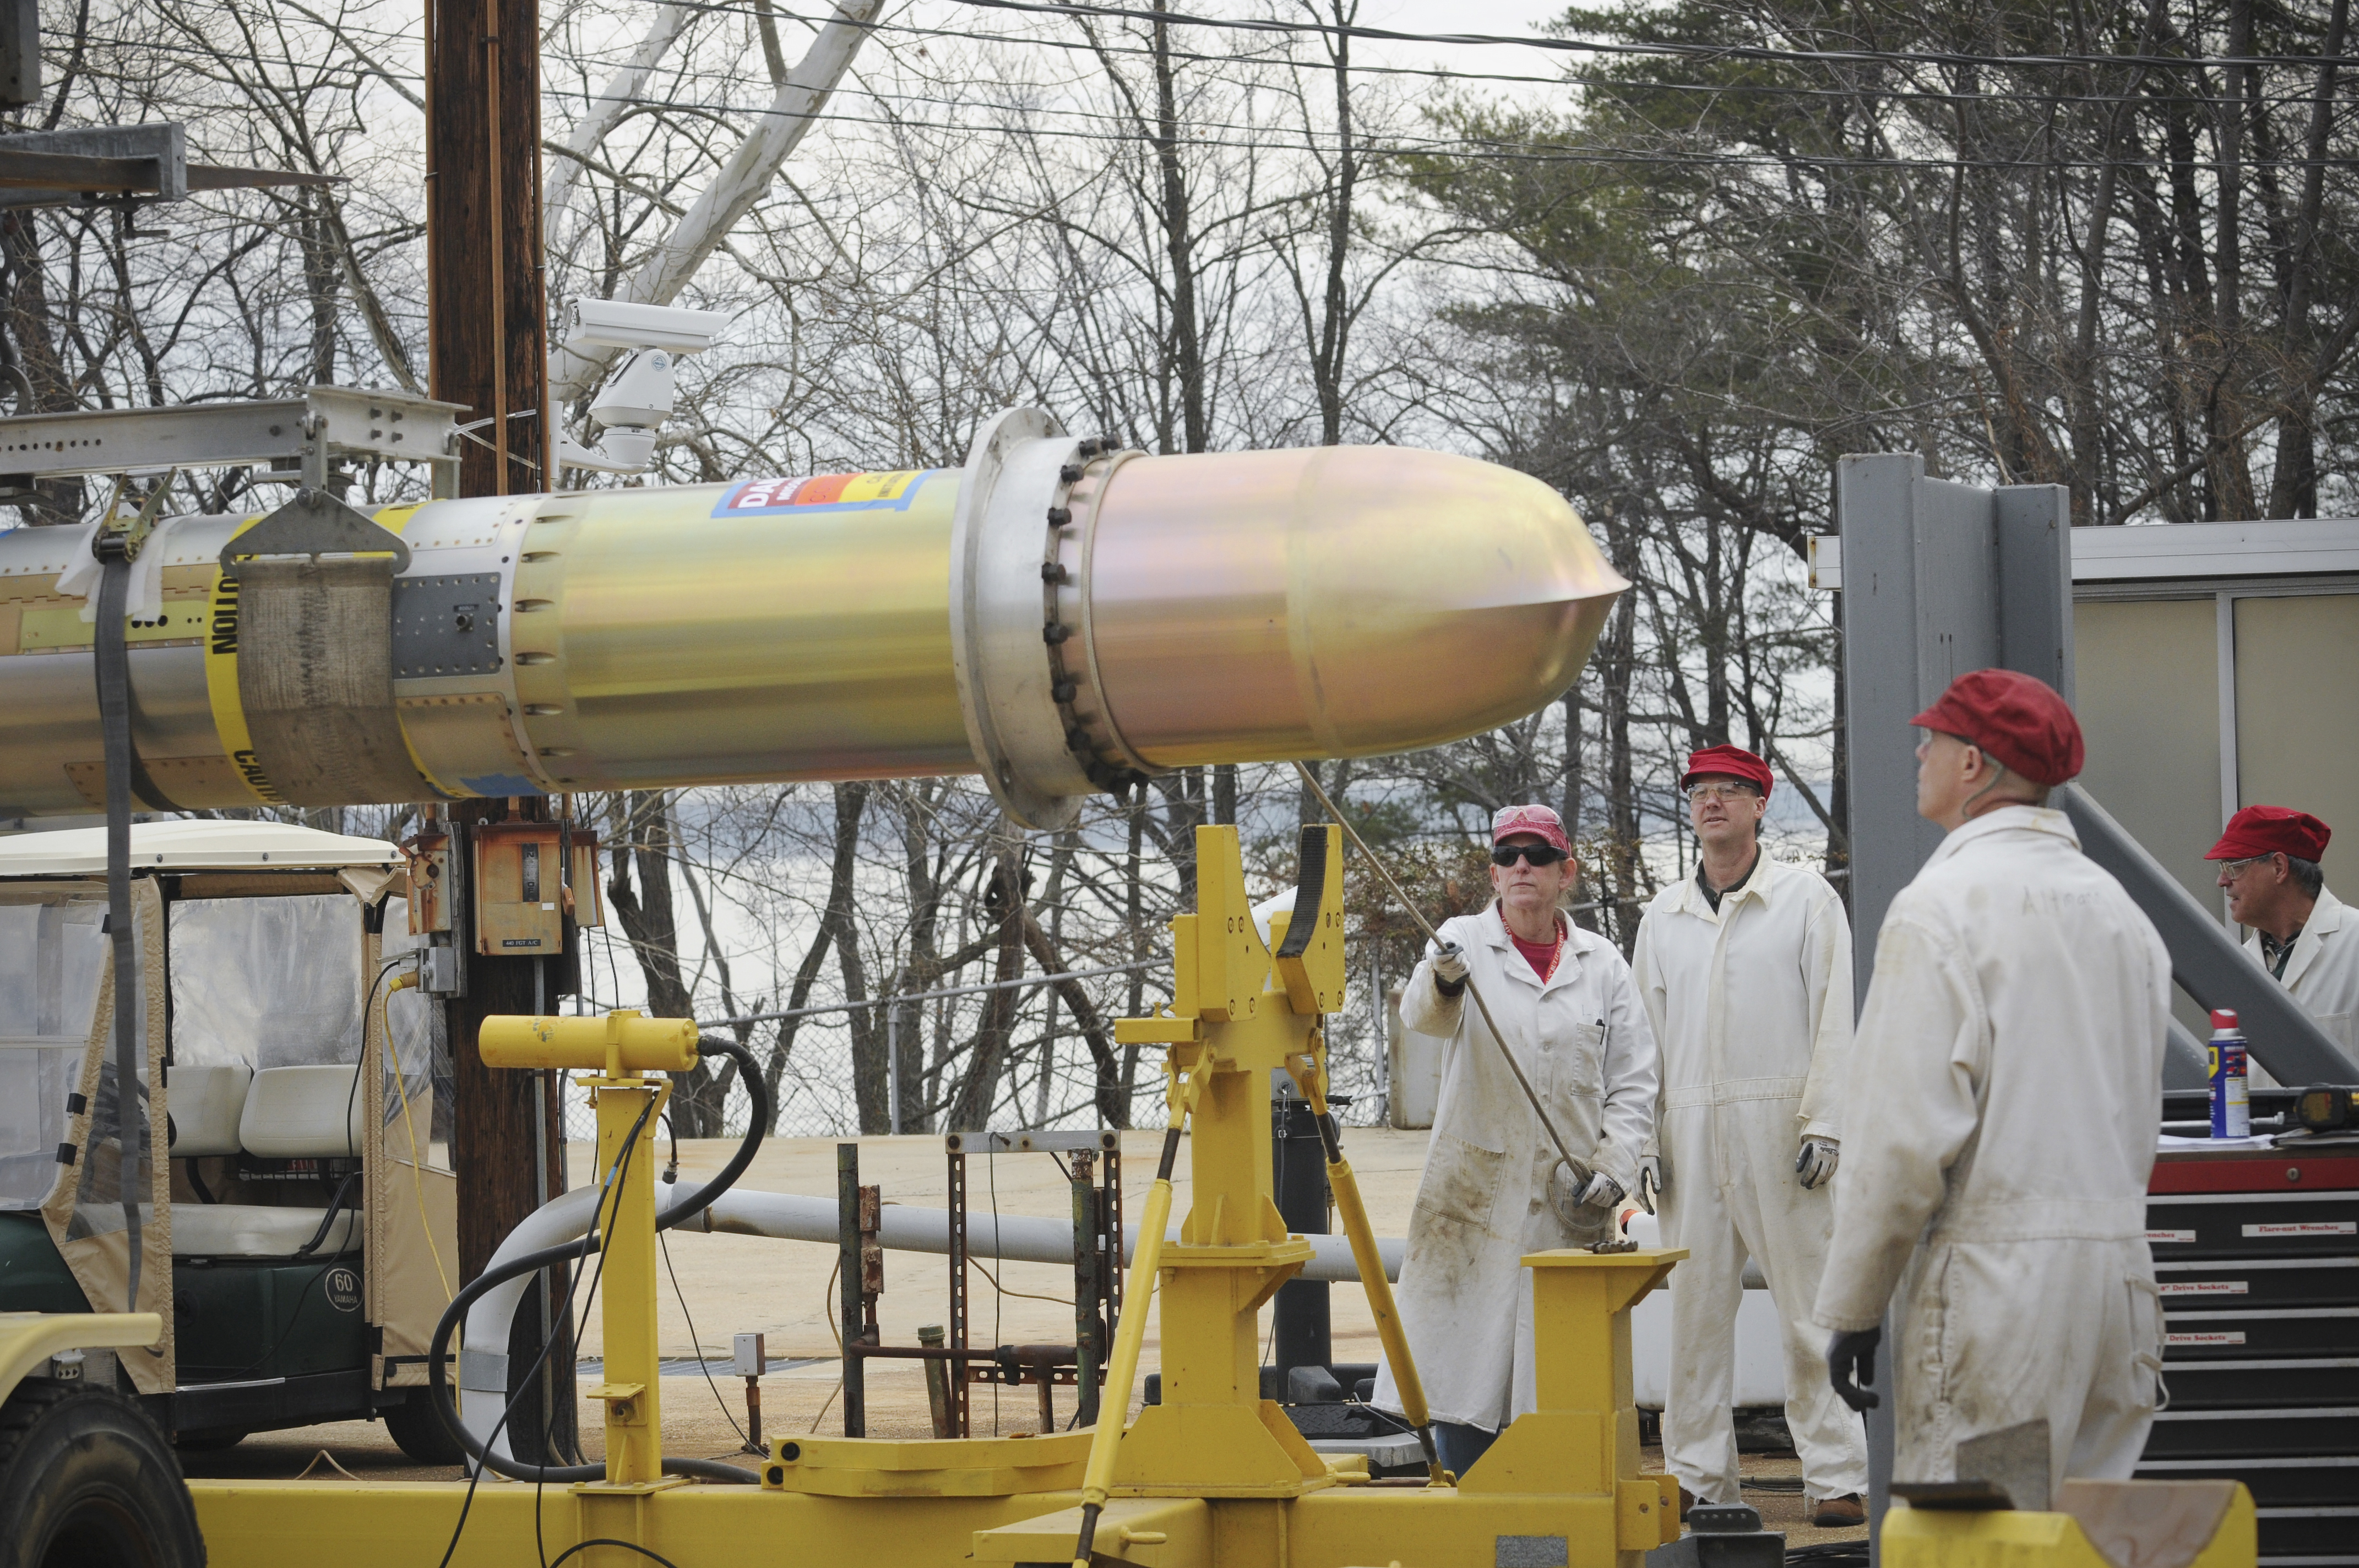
top-left (763, 1430), bottom-right (1094, 1497)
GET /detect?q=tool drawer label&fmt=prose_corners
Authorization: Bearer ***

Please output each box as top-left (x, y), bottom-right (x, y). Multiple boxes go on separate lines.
top-left (2149, 1228), bottom-right (2196, 1243)
top-left (2165, 1331), bottom-right (2245, 1346)
top-left (2160, 1280), bottom-right (2248, 1296)
top-left (2242, 1221), bottom-right (2357, 1237)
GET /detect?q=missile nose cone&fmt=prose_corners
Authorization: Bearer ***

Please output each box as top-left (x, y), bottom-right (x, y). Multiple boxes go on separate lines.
top-left (1085, 445), bottom-right (1627, 769)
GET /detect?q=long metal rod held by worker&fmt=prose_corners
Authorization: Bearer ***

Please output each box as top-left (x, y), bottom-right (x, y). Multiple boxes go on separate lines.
top-left (1293, 764), bottom-right (1594, 1189)
top-left (1070, 1064), bottom-right (1203, 1567)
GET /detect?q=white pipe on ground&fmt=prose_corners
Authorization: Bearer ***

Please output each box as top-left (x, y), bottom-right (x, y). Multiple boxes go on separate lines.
top-left (676, 1188), bottom-right (1405, 1285)
top-left (458, 1181), bottom-right (1412, 1464)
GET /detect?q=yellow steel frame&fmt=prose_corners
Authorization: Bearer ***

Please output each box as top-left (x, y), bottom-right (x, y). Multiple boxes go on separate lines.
top-left (185, 826), bottom-right (1695, 1567)
top-left (178, 824), bottom-right (2263, 1568)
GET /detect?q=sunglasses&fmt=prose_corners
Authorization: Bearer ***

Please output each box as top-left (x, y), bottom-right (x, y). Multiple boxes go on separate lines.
top-left (1491, 844), bottom-right (1569, 867)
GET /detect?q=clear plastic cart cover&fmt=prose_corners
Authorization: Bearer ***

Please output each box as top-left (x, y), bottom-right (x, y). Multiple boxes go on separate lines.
top-left (169, 895), bottom-right (365, 1069)
top-left (379, 898), bottom-right (441, 1130)
top-left (0, 898), bottom-right (110, 1208)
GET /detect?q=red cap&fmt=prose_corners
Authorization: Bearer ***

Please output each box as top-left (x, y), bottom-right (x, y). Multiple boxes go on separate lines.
top-left (1911, 669), bottom-right (2085, 787)
top-left (1681, 744), bottom-right (1774, 799)
top-left (2210, 1009), bottom-right (2240, 1033)
top-left (1491, 803), bottom-right (1571, 855)
top-left (2205, 805), bottom-right (2330, 863)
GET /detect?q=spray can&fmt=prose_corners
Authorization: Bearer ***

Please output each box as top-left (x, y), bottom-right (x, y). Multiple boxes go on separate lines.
top-left (2209, 1009), bottom-right (2251, 1138)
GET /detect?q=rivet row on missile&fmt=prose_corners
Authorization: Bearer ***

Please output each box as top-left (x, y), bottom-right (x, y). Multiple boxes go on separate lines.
top-left (0, 409), bottom-right (1628, 827)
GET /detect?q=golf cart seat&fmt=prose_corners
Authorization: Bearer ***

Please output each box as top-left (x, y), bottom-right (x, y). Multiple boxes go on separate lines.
top-left (159, 1065), bottom-right (366, 1259)
top-left (172, 1202), bottom-right (360, 1257)
top-left (237, 1065), bottom-right (365, 1159)
top-left (167, 1064), bottom-right (252, 1158)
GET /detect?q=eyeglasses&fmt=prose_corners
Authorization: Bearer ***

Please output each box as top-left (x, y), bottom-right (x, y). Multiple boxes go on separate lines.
top-left (1683, 782), bottom-right (1760, 804)
top-left (2216, 856), bottom-right (2273, 881)
top-left (1491, 844), bottom-right (1569, 867)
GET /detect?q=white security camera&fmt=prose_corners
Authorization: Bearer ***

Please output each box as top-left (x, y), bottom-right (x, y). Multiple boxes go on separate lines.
top-left (563, 298), bottom-right (734, 356)
top-left (590, 349), bottom-right (679, 432)
top-left (557, 298), bottom-right (733, 474)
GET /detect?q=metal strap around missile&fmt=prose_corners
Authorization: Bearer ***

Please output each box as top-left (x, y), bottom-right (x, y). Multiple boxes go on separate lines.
top-left (93, 556), bottom-right (145, 1312)
top-left (1292, 761), bottom-right (1595, 1190)
top-left (219, 489), bottom-right (444, 807)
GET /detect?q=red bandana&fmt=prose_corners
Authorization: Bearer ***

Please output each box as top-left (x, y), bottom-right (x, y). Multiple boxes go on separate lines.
top-left (1501, 905), bottom-right (1564, 983)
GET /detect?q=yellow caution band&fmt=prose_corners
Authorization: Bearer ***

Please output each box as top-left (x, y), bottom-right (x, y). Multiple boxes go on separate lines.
top-left (203, 518), bottom-right (276, 804)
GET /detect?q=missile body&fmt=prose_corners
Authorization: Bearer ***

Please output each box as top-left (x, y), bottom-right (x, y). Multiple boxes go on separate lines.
top-left (0, 409), bottom-right (1626, 826)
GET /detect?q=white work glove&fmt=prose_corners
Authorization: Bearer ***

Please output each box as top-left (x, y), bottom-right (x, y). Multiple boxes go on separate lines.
top-left (1795, 1136), bottom-right (1840, 1191)
top-left (1431, 943), bottom-right (1469, 986)
top-left (1577, 1170), bottom-right (1624, 1210)
top-left (1636, 1153), bottom-right (1664, 1214)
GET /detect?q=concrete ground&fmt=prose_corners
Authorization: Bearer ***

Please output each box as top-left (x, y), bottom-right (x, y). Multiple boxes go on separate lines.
top-left (178, 1129), bottom-right (1869, 1548)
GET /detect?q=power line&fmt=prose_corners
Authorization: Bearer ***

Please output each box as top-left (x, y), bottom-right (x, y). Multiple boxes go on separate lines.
top-left (947, 0), bottom-right (2359, 73)
top-left (62, 11), bottom-right (2359, 119)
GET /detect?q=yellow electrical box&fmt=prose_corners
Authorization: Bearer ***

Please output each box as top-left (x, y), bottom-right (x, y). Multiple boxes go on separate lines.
top-left (474, 823), bottom-right (564, 956)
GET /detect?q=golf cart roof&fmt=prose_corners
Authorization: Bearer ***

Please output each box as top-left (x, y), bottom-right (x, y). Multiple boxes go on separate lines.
top-left (0, 819), bottom-right (403, 877)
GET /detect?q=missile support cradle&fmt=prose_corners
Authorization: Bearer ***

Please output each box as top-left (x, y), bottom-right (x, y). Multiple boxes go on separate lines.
top-left (177, 826), bottom-right (1691, 1568)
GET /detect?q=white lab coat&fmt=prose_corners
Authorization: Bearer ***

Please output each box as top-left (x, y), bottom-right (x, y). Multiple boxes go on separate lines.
top-left (2241, 884), bottom-right (2359, 1090)
top-left (1372, 903), bottom-right (1659, 1432)
top-left (1634, 854), bottom-right (1868, 1507)
top-left (1814, 806), bottom-right (2171, 1491)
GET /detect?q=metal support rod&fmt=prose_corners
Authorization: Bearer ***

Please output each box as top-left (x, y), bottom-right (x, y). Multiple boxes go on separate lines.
top-left (1070, 1063), bottom-right (1204, 1568)
top-left (1072, 1122), bottom-right (1182, 1567)
top-left (836, 1142), bottom-right (865, 1438)
top-left (947, 1145), bottom-right (970, 1436)
top-left (532, 960), bottom-right (551, 1457)
top-left (1287, 1042), bottom-right (1444, 1483)
top-left (1072, 1148), bottom-right (1101, 1427)
top-left (1293, 761), bottom-right (1594, 1188)
top-left (887, 1007), bottom-right (900, 1135)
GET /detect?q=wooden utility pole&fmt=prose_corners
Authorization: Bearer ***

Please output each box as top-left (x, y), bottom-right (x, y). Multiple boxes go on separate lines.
top-left (425, 0), bottom-right (572, 1462)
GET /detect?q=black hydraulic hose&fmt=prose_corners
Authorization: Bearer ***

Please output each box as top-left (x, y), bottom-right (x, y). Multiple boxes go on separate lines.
top-left (292, 1168), bottom-right (362, 1258)
top-left (426, 1039), bottom-right (770, 1484)
top-left (655, 1038), bottom-right (767, 1231)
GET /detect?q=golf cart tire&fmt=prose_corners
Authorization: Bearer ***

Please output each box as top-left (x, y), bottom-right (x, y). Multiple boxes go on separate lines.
top-left (383, 1390), bottom-right (467, 1465)
top-left (0, 1379), bottom-right (205, 1568)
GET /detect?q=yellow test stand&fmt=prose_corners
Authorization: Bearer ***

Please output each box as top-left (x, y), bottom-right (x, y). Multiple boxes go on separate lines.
top-left (182, 825), bottom-right (1687, 1567)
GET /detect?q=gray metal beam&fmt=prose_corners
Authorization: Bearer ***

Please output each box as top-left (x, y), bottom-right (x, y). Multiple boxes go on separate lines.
top-left (0, 385), bottom-right (461, 489)
top-left (2061, 783), bottom-right (2359, 1086)
top-left (0, 123), bottom-right (184, 202)
top-left (1996, 484), bottom-right (2075, 700)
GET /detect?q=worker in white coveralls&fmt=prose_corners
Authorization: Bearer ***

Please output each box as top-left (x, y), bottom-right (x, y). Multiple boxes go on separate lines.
top-left (1817, 669), bottom-right (2171, 1491)
top-left (2206, 805), bottom-right (2354, 1088)
top-left (1633, 744), bottom-right (1868, 1528)
top-left (1373, 803), bottom-right (1659, 1479)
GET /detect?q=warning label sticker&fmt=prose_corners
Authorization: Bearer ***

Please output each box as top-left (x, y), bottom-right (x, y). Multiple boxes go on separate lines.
top-left (2243, 1221), bottom-right (2357, 1237)
top-left (713, 469), bottom-right (938, 517)
top-left (2149, 1229), bottom-right (2197, 1244)
top-left (2166, 1331), bottom-right (2246, 1346)
top-left (2160, 1280), bottom-right (2248, 1296)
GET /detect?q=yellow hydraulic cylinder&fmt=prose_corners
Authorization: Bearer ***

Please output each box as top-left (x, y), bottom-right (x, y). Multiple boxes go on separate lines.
top-left (479, 1009), bottom-right (698, 1075)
